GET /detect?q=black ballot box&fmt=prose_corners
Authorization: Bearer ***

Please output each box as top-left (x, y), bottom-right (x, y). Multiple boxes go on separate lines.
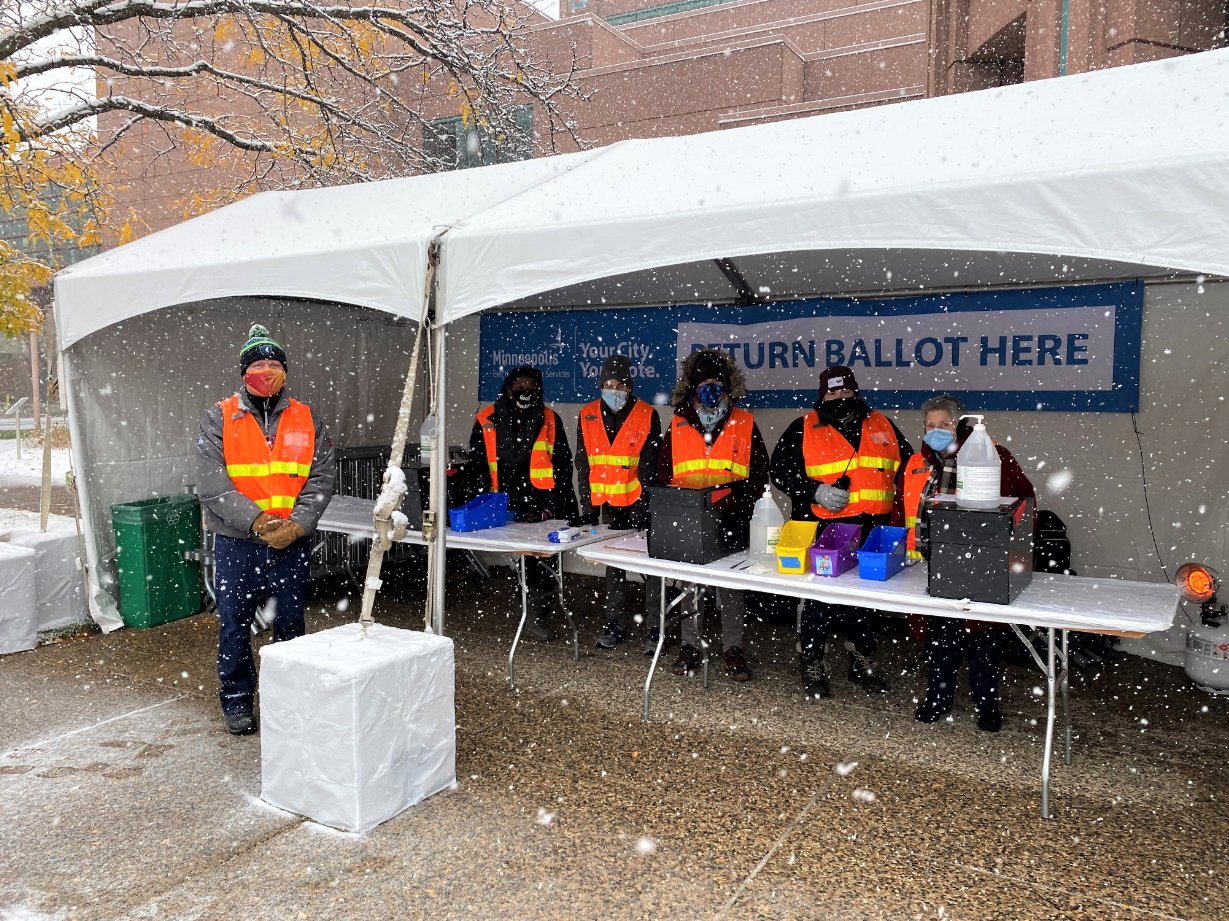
top-left (648, 478), bottom-right (747, 565)
top-left (927, 498), bottom-right (1035, 604)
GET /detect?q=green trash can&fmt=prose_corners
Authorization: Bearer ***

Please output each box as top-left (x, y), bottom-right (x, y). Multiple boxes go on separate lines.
top-left (112, 495), bottom-right (204, 628)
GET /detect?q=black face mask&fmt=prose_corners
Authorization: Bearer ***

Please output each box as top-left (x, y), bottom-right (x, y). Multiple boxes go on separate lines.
top-left (512, 390), bottom-right (542, 412)
top-left (820, 397), bottom-right (857, 422)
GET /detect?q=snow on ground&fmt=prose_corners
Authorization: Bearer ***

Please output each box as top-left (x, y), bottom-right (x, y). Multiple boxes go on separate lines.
top-left (0, 440), bottom-right (72, 485)
top-left (0, 508), bottom-right (75, 533)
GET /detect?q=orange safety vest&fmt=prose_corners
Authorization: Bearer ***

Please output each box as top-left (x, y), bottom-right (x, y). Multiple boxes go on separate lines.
top-left (801, 410), bottom-right (901, 518)
top-left (580, 398), bottom-right (654, 507)
top-left (902, 453), bottom-right (935, 560)
top-left (476, 404), bottom-right (556, 491)
top-left (221, 394), bottom-right (315, 519)
top-left (670, 407), bottom-right (754, 484)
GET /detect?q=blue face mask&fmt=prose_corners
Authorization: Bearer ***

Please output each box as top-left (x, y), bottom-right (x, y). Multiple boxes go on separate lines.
top-left (924, 428), bottom-right (956, 454)
top-left (696, 398), bottom-right (728, 431)
top-left (601, 388), bottom-right (628, 412)
top-left (696, 382), bottom-right (727, 408)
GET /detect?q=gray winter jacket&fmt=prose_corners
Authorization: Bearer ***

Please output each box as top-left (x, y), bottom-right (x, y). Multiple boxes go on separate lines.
top-left (195, 388), bottom-right (336, 540)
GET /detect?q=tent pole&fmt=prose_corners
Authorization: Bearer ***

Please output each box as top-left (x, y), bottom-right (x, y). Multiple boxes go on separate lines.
top-left (357, 248), bottom-right (435, 629)
top-left (428, 264), bottom-right (448, 636)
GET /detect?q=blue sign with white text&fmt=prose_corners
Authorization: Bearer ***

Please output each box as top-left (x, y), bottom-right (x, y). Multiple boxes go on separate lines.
top-left (478, 283), bottom-right (1143, 411)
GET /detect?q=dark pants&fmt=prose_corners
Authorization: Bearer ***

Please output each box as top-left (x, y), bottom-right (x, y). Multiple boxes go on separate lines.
top-left (525, 556), bottom-right (560, 601)
top-left (215, 534), bottom-right (310, 716)
top-left (604, 569), bottom-right (662, 628)
top-left (800, 600), bottom-right (877, 660)
top-left (925, 617), bottom-right (1003, 714)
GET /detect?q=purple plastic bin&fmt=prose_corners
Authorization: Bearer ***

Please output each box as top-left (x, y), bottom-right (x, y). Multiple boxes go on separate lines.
top-left (809, 523), bottom-right (862, 577)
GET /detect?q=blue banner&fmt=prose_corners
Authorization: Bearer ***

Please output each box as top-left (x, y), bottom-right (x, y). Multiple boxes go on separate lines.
top-left (478, 282), bottom-right (1143, 412)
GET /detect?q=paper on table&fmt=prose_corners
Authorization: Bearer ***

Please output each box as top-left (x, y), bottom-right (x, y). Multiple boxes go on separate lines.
top-left (606, 533), bottom-right (648, 553)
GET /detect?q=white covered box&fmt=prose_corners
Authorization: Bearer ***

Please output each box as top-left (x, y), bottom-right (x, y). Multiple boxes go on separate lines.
top-left (259, 623), bottom-right (456, 833)
top-left (0, 543), bottom-right (38, 654)
top-left (6, 528), bottom-right (87, 631)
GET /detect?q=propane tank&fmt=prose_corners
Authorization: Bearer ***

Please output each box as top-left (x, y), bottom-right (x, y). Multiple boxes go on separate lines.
top-left (1185, 621), bottom-right (1229, 694)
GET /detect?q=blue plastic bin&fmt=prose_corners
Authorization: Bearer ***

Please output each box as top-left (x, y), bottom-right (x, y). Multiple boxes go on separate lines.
top-left (857, 525), bottom-right (908, 581)
top-left (449, 492), bottom-right (509, 532)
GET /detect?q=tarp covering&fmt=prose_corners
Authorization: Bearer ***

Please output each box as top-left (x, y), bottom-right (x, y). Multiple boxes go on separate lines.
top-left (437, 50), bottom-right (1229, 322)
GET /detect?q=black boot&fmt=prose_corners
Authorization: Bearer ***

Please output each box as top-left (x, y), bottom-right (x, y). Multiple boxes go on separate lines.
top-left (800, 654), bottom-right (830, 699)
top-left (524, 600), bottom-right (556, 643)
top-left (848, 650), bottom-right (888, 693)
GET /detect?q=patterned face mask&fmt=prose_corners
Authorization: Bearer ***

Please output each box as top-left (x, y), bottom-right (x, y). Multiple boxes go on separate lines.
top-left (695, 381), bottom-right (727, 408)
top-left (244, 367), bottom-right (286, 397)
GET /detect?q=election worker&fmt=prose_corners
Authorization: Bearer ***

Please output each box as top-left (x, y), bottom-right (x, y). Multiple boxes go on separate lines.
top-left (571, 354), bottom-right (662, 650)
top-left (195, 324), bottom-right (337, 735)
top-left (467, 365), bottom-right (579, 642)
top-left (657, 348), bottom-right (769, 682)
top-left (769, 365), bottom-right (912, 700)
top-left (894, 394), bottom-right (1034, 732)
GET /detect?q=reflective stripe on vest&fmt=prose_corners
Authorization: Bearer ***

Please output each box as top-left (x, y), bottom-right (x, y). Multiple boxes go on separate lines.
top-left (801, 410), bottom-right (901, 518)
top-left (221, 394), bottom-right (315, 520)
top-left (902, 454), bottom-right (935, 560)
top-left (670, 407), bottom-right (754, 483)
top-left (476, 404), bottom-right (557, 492)
top-left (580, 398), bottom-right (653, 507)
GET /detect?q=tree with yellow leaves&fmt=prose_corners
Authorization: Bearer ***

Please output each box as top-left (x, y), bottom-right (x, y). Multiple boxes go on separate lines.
top-left (1, 0), bottom-right (581, 335)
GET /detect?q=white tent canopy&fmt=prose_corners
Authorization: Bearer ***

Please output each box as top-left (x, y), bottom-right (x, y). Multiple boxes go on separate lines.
top-left (438, 50), bottom-right (1229, 323)
top-left (52, 152), bottom-right (599, 630)
top-left (54, 151), bottom-right (600, 351)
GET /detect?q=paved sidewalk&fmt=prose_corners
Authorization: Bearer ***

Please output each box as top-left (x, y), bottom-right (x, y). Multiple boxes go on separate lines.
top-left (1, 569), bottom-right (1225, 921)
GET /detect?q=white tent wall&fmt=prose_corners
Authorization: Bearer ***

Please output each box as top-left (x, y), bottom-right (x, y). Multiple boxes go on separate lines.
top-left (448, 281), bottom-right (1228, 600)
top-left (64, 298), bottom-right (423, 605)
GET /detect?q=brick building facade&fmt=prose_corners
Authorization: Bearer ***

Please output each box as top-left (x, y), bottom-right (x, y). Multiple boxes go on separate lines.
top-left (100, 0), bottom-right (1228, 235)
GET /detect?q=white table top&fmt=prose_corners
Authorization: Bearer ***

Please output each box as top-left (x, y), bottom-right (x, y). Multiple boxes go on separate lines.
top-left (579, 538), bottom-right (1181, 636)
top-left (318, 494), bottom-right (617, 555)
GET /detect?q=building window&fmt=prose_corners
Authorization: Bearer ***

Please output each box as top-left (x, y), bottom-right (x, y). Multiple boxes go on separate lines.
top-left (424, 105), bottom-right (535, 171)
top-left (570, 0), bottom-right (588, 10)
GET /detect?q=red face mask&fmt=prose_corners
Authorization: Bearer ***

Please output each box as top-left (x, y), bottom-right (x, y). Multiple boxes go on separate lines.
top-left (244, 367), bottom-right (286, 398)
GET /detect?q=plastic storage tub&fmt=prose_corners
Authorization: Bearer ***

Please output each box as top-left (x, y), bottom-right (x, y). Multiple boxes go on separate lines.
top-left (775, 521), bottom-right (819, 574)
top-left (448, 492), bottom-right (509, 532)
top-left (111, 495), bottom-right (203, 628)
top-left (857, 525), bottom-right (908, 581)
top-left (810, 523), bottom-right (862, 577)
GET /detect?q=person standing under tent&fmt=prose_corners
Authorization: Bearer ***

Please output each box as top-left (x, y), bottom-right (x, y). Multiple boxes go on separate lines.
top-left (570, 354), bottom-right (663, 650)
top-left (657, 348), bottom-right (769, 683)
top-left (894, 394), bottom-right (1035, 732)
top-left (466, 365), bottom-right (578, 642)
top-left (196, 324), bottom-right (336, 736)
top-left (769, 366), bottom-right (912, 700)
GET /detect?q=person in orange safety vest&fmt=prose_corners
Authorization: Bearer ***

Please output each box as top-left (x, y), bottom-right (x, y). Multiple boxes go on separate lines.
top-left (466, 365), bottom-right (578, 643)
top-left (656, 349), bottom-right (769, 684)
top-left (571, 354), bottom-right (662, 652)
top-left (890, 394), bottom-right (1034, 733)
top-left (769, 365), bottom-right (913, 700)
top-left (195, 324), bottom-right (336, 736)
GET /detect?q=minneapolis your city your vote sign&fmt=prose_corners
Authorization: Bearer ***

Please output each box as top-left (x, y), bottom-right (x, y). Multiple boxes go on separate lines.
top-left (477, 282), bottom-right (1143, 412)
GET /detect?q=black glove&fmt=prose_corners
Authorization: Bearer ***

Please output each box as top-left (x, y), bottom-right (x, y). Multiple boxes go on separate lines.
top-left (516, 508), bottom-right (551, 523)
top-left (567, 511), bottom-right (599, 528)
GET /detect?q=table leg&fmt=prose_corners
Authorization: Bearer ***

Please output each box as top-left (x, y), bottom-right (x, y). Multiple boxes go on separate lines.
top-left (1061, 629), bottom-right (1073, 766)
top-left (555, 558), bottom-right (579, 662)
top-left (1041, 627), bottom-right (1056, 820)
top-left (699, 589), bottom-right (710, 690)
top-left (507, 555), bottom-right (530, 690)
top-left (644, 581), bottom-right (693, 722)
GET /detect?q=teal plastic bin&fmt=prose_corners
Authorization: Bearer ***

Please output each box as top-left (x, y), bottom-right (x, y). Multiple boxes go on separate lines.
top-left (112, 495), bottom-right (204, 628)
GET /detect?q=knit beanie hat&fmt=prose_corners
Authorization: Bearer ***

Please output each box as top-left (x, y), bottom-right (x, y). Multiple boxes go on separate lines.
top-left (689, 350), bottom-right (730, 390)
top-left (239, 324), bottom-right (288, 374)
top-left (599, 354), bottom-right (633, 388)
top-left (818, 365), bottom-right (858, 396)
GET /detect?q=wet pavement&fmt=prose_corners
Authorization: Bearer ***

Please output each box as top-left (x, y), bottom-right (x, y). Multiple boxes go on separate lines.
top-left (1, 563), bottom-right (1226, 921)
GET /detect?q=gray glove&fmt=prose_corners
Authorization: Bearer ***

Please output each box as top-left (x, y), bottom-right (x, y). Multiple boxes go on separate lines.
top-left (814, 482), bottom-right (850, 513)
